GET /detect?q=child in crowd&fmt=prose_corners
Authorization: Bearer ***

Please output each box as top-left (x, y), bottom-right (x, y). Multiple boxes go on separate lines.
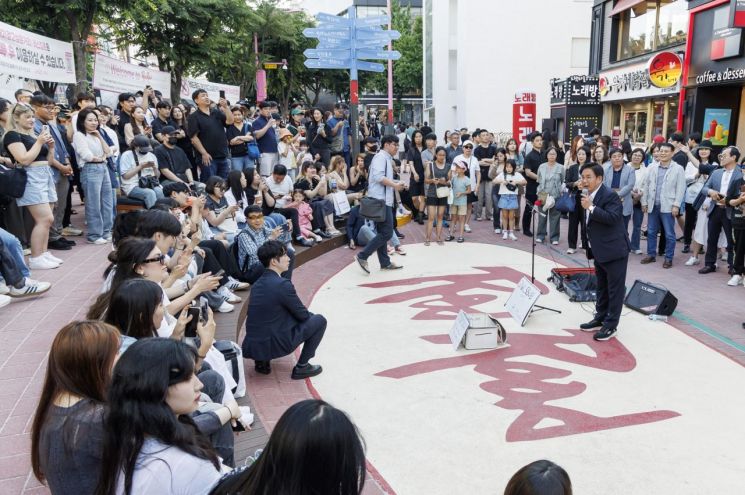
top-left (495, 159), bottom-right (526, 241)
top-left (448, 160), bottom-right (471, 243)
top-left (278, 129), bottom-right (298, 180)
top-left (286, 189), bottom-right (322, 244)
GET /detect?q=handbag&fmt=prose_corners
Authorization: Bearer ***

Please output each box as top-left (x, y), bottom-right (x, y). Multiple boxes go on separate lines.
top-left (431, 163), bottom-right (450, 198)
top-left (331, 190), bottom-right (351, 215)
top-left (244, 123), bottom-right (261, 160)
top-left (360, 196), bottom-right (386, 222)
top-left (133, 151), bottom-right (160, 189)
top-left (555, 190), bottom-right (576, 213)
top-left (0, 164), bottom-right (27, 198)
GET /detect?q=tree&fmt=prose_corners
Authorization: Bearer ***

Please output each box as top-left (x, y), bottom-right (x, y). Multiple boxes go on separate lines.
top-left (0, 0), bottom-right (122, 94)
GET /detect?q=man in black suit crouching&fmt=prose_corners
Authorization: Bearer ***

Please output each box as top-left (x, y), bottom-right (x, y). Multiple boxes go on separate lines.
top-left (242, 240), bottom-right (326, 379)
top-left (579, 163), bottom-right (631, 341)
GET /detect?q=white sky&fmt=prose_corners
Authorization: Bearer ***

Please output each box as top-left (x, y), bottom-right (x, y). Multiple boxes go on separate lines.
top-left (292, 0), bottom-right (351, 15)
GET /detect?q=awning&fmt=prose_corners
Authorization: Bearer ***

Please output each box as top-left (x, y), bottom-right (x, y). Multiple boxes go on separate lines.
top-left (608, 0), bottom-right (672, 17)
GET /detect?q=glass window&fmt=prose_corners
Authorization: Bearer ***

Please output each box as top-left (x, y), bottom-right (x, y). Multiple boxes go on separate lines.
top-left (657, 1), bottom-right (687, 49)
top-left (619, 6), bottom-right (656, 59)
top-left (617, 0), bottom-right (686, 60)
top-left (666, 100), bottom-right (679, 137)
top-left (652, 101), bottom-right (665, 136)
top-left (624, 110), bottom-right (647, 144)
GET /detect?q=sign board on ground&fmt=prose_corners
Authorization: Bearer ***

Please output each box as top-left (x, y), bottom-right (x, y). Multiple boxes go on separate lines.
top-left (504, 277), bottom-right (542, 326)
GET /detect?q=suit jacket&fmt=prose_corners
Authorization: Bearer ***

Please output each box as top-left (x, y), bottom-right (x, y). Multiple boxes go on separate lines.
top-left (641, 162), bottom-right (686, 213)
top-left (701, 166), bottom-right (744, 218)
top-left (584, 183), bottom-right (630, 263)
top-left (242, 271), bottom-right (310, 360)
top-left (602, 163), bottom-right (636, 217)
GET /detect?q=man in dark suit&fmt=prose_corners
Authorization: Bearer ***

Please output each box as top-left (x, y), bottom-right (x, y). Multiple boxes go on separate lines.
top-left (579, 164), bottom-right (630, 341)
top-left (241, 240), bottom-right (326, 379)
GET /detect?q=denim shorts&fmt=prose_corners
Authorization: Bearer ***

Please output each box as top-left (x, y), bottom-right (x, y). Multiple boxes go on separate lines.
top-left (17, 165), bottom-right (57, 207)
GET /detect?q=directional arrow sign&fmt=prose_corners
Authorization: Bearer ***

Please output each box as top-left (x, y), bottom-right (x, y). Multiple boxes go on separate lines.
top-left (304, 48), bottom-right (351, 59)
top-left (356, 15), bottom-right (390, 27)
top-left (356, 49), bottom-right (401, 60)
top-left (316, 39), bottom-right (352, 50)
top-left (304, 58), bottom-right (350, 69)
top-left (316, 12), bottom-right (350, 25)
top-left (356, 29), bottom-right (401, 41)
top-left (303, 27), bottom-right (350, 39)
top-left (356, 61), bottom-right (385, 72)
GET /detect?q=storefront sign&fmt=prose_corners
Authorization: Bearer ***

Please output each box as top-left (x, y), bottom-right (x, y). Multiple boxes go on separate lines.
top-left (713, 5), bottom-right (743, 60)
top-left (599, 58), bottom-right (680, 102)
top-left (568, 115), bottom-right (601, 141)
top-left (550, 75), bottom-right (599, 106)
top-left (695, 67), bottom-right (745, 84)
top-left (0, 21), bottom-right (75, 84)
top-left (93, 53), bottom-right (171, 96)
top-left (702, 108), bottom-right (732, 145)
top-left (647, 52), bottom-right (682, 89)
top-left (732, 0), bottom-right (745, 28)
top-left (181, 77), bottom-right (240, 104)
top-left (512, 91), bottom-right (536, 144)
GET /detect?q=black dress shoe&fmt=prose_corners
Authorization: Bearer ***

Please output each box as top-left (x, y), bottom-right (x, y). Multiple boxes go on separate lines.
top-left (48, 239), bottom-right (72, 250)
top-left (580, 318), bottom-right (603, 331)
top-left (682, 244), bottom-right (690, 254)
top-left (523, 230), bottom-right (533, 237)
top-left (254, 360), bottom-right (271, 375)
top-left (698, 265), bottom-right (716, 274)
top-left (593, 326), bottom-right (618, 341)
top-left (61, 238), bottom-right (76, 246)
top-left (291, 363), bottom-right (323, 380)
top-left (395, 230), bottom-right (405, 239)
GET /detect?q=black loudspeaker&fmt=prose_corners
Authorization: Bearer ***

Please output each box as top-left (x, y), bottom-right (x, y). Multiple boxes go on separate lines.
top-left (624, 280), bottom-right (678, 316)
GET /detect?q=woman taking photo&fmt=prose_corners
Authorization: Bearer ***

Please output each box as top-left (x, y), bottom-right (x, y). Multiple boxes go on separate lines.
top-left (535, 147), bottom-right (565, 245)
top-left (494, 159), bottom-right (526, 241)
top-left (226, 105), bottom-right (255, 172)
top-left (73, 107), bottom-right (115, 245)
top-left (31, 321), bottom-right (120, 495)
top-left (327, 155), bottom-right (362, 204)
top-left (3, 103), bottom-right (60, 269)
top-left (565, 146), bottom-right (589, 254)
top-left (123, 106), bottom-right (153, 147)
top-left (489, 147), bottom-right (507, 234)
top-left (295, 161), bottom-right (340, 236)
top-left (96, 338), bottom-right (230, 495)
top-left (244, 168), bottom-right (294, 230)
top-left (306, 108), bottom-right (331, 167)
top-left (404, 129), bottom-right (425, 224)
top-left (171, 104), bottom-right (197, 178)
top-left (203, 177), bottom-right (240, 243)
top-left (423, 146), bottom-right (451, 245)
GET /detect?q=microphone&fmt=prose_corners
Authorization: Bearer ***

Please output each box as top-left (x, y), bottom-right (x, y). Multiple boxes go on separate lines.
top-left (582, 188), bottom-right (589, 197)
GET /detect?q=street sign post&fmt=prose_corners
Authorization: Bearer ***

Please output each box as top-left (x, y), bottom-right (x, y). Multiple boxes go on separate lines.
top-left (303, 5), bottom-right (401, 160)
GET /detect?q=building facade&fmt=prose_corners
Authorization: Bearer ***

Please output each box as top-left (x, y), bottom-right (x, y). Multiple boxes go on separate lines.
top-left (590, 0), bottom-right (688, 147)
top-left (423, 0), bottom-right (593, 138)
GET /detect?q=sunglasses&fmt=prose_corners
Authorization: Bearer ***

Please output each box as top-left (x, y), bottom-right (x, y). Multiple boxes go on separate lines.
top-left (247, 214), bottom-right (264, 220)
top-left (142, 254), bottom-right (166, 265)
top-left (464, 145), bottom-right (473, 149)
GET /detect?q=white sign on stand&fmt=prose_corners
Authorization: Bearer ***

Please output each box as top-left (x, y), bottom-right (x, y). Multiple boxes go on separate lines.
top-left (504, 277), bottom-right (542, 326)
top-left (448, 310), bottom-right (470, 351)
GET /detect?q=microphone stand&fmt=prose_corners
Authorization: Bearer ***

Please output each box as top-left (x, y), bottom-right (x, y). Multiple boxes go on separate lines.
top-left (528, 200), bottom-right (561, 318)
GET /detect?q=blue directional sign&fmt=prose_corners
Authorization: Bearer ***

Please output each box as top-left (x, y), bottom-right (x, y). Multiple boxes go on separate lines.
top-left (355, 15), bottom-right (390, 27)
top-left (356, 29), bottom-right (400, 41)
top-left (316, 12), bottom-right (351, 25)
top-left (304, 48), bottom-right (351, 59)
top-left (303, 27), bottom-right (350, 39)
top-left (356, 61), bottom-right (385, 72)
top-left (356, 49), bottom-right (401, 60)
top-left (304, 58), bottom-right (350, 69)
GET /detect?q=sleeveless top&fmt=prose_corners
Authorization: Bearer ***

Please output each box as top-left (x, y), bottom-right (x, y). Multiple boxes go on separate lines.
top-left (426, 161), bottom-right (449, 197)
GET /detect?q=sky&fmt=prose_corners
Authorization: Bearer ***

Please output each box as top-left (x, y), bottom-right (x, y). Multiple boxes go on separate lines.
top-left (292, 0), bottom-right (351, 16)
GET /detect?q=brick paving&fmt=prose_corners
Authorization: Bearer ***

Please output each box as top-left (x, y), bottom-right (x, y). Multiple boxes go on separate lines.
top-left (2, 206), bottom-right (743, 494)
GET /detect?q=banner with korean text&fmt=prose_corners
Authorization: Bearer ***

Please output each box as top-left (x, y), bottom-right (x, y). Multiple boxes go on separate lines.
top-left (180, 77), bottom-right (240, 104)
top-left (0, 21), bottom-right (75, 83)
top-left (93, 53), bottom-right (171, 96)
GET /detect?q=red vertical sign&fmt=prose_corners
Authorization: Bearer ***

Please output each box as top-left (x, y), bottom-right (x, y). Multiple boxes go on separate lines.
top-left (513, 91), bottom-right (536, 143)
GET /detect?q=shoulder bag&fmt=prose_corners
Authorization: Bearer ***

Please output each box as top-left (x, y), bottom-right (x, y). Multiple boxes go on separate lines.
top-left (555, 189), bottom-right (576, 213)
top-left (0, 163), bottom-right (27, 198)
top-left (133, 151), bottom-right (160, 189)
top-left (360, 157), bottom-right (389, 222)
top-left (432, 162), bottom-right (450, 198)
top-left (244, 123), bottom-right (260, 160)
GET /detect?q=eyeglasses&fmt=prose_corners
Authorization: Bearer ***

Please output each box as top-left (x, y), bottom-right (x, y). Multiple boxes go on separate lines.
top-left (463, 145), bottom-right (473, 149)
top-left (247, 214), bottom-right (264, 220)
top-left (142, 254), bottom-right (166, 265)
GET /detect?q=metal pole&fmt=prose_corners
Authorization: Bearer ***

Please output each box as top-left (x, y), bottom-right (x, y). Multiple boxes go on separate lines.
top-left (350, 7), bottom-right (359, 162)
top-left (387, 0), bottom-right (393, 124)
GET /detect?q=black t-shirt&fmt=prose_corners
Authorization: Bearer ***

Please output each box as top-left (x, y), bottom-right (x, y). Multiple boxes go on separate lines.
top-left (187, 108), bottom-right (229, 159)
top-left (116, 111), bottom-right (132, 152)
top-left (474, 144), bottom-right (495, 179)
top-left (523, 149), bottom-right (543, 196)
top-left (406, 146), bottom-right (425, 180)
top-left (3, 131), bottom-right (49, 163)
top-left (205, 194), bottom-right (228, 215)
top-left (245, 186), bottom-right (274, 216)
top-left (154, 144), bottom-right (192, 180)
top-left (150, 117), bottom-right (174, 139)
top-left (225, 124), bottom-right (248, 157)
top-left (672, 150), bottom-right (688, 168)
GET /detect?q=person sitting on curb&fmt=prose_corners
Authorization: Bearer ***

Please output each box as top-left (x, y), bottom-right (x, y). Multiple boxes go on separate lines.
top-left (241, 240), bottom-right (326, 379)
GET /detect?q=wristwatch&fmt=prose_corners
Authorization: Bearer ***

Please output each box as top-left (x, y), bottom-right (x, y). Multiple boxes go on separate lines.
top-left (589, 205), bottom-right (595, 214)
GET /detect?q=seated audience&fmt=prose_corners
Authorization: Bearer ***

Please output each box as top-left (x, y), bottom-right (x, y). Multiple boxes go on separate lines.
top-left (241, 240), bottom-right (325, 378)
top-left (286, 189), bottom-right (322, 244)
top-left (235, 206), bottom-right (294, 283)
top-left (294, 161), bottom-right (341, 236)
top-left (154, 125), bottom-right (198, 187)
top-left (119, 134), bottom-right (164, 209)
top-left (203, 176), bottom-right (240, 242)
top-left (0, 228), bottom-right (51, 297)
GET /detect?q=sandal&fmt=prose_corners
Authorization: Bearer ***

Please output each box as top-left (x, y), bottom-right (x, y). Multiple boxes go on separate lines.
top-left (424, 240), bottom-right (430, 246)
top-left (445, 234), bottom-right (454, 242)
top-left (436, 238), bottom-right (444, 245)
top-left (457, 237), bottom-right (465, 243)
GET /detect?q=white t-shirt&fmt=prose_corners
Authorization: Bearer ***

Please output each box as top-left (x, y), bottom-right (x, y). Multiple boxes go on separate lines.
top-left (453, 154), bottom-right (480, 190)
top-left (267, 175), bottom-right (294, 208)
top-left (119, 150), bottom-right (158, 195)
top-left (224, 189), bottom-right (249, 224)
top-left (496, 172), bottom-right (525, 195)
top-left (115, 438), bottom-right (229, 495)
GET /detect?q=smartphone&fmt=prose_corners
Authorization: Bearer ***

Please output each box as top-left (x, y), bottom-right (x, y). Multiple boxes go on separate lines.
top-left (213, 268), bottom-right (225, 278)
top-left (184, 306), bottom-right (200, 338)
top-left (281, 222), bottom-right (290, 232)
top-left (219, 90), bottom-right (225, 99)
top-left (740, 184), bottom-right (745, 193)
top-left (199, 297), bottom-right (210, 322)
top-left (42, 124), bottom-right (48, 134)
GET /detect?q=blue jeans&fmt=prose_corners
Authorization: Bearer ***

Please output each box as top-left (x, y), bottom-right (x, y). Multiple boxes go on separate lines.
top-left (230, 155), bottom-right (255, 172)
top-left (81, 164), bottom-right (114, 241)
top-left (358, 206), bottom-right (393, 267)
top-left (357, 224), bottom-right (400, 247)
top-left (0, 227), bottom-right (29, 279)
top-left (128, 186), bottom-right (164, 209)
top-left (200, 157), bottom-right (231, 181)
top-left (646, 208), bottom-right (676, 261)
top-left (631, 206), bottom-right (644, 251)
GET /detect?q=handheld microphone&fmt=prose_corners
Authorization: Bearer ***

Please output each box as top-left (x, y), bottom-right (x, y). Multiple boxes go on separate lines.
top-left (582, 188), bottom-right (589, 197)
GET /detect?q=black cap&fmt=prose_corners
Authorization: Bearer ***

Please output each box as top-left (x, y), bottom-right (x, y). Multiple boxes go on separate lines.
top-left (132, 135), bottom-right (152, 153)
top-left (161, 125), bottom-right (176, 135)
top-left (699, 139), bottom-right (713, 149)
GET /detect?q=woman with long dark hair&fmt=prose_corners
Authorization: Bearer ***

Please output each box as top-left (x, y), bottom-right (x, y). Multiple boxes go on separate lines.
top-left (565, 146), bottom-right (589, 254)
top-left (404, 129), bottom-right (426, 224)
top-left (423, 146), bottom-right (451, 245)
top-left (306, 108), bottom-right (331, 167)
top-left (224, 169), bottom-right (250, 228)
top-left (96, 338), bottom-right (229, 495)
top-left (171, 104), bottom-right (198, 179)
top-left (31, 321), bottom-right (120, 495)
top-left (209, 399), bottom-right (366, 495)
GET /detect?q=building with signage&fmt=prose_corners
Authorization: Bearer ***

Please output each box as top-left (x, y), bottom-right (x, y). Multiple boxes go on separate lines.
top-left (680, 0), bottom-right (745, 148)
top-left (423, 0), bottom-right (592, 138)
top-left (589, 0), bottom-right (688, 146)
top-left (548, 75), bottom-right (602, 142)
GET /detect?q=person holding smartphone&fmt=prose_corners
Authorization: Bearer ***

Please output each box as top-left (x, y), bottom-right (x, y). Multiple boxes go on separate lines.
top-left (118, 135), bottom-right (164, 209)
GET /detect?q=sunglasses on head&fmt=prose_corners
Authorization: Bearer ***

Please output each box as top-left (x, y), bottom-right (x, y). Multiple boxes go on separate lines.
top-left (142, 254), bottom-right (166, 265)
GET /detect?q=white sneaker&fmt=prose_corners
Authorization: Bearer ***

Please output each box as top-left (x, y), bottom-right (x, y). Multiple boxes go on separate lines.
top-left (43, 252), bottom-right (63, 264)
top-left (0, 294), bottom-right (10, 309)
top-left (502, 231), bottom-right (508, 240)
top-left (535, 238), bottom-right (543, 243)
top-left (87, 238), bottom-right (107, 245)
top-left (0, 281), bottom-right (8, 295)
top-left (633, 250), bottom-right (643, 255)
top-left (464, 224), bottom-right (472, 233)
top-left (28, 256), bottom-right (60, 270)
top-left (566, 248), bottom-right (576, 254)
top-left (239, 406), bottom-right (255, 428)
top-left (216, 301), bottom-right (234, 313)
top-left (494, 228), bottom-right (502, 234)
top-left (685, 256), bottom-right (700, 266)
top-left (8, 278), bottom-right (51, 298)
top-left (226, 276), bottom-right (249, 291)
top-left (551, 241), bottom-right (559, 245)
top-left (509, 232), bottom-right (518, 241)
top-left (727, 275), bottom-right (743, 286)
top-left (217, 286), bottom-right (242, 304)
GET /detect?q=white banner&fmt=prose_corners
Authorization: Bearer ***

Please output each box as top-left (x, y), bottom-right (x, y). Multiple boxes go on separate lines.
top-left (180, 77), bottom-right (240, 104)
top-left (0, 21), bottom-right (75, 83)
top-left (93, 53), bottom-right (171, 96)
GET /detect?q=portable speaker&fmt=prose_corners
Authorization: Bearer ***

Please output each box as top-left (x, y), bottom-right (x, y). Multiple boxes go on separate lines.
top-left (624, 280), bottom-right (678, 316)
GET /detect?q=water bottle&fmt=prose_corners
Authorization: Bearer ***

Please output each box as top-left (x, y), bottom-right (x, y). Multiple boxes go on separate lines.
top-left (330, 178), bottom-right (338, 191)
top-left (648, 314), bottom-right (668, 322)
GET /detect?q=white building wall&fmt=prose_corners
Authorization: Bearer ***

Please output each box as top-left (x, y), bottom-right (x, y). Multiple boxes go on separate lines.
top-left (425, 0), bottom-right (593, 138)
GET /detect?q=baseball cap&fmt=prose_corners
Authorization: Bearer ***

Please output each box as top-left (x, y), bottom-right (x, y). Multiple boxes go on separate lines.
top-left (132, 135), bottom-right (153, 153)
top-left (291, 108), bottom-right (304, 116)
top-left (161, 125), bottom-right (176, 135)
top-left (652, 135), bottom-right (666, 144)
top-left (462, 140), bottom-right (475, 148)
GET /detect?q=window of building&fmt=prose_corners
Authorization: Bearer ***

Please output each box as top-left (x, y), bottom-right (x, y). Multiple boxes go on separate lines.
top-left (616, 0), bottom-right (687, 60)
top-left (571, 37), bottom-right (590, 67)
top-left (623, 110), bottom-right (648, 143)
